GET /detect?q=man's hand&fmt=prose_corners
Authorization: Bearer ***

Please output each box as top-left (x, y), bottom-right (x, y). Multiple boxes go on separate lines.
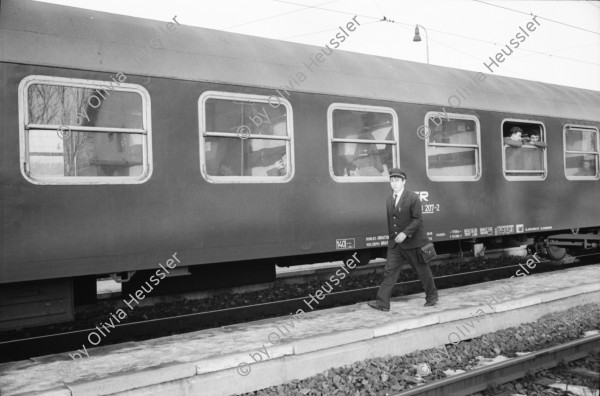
top-left (395, 232), bottom-right (407, 244)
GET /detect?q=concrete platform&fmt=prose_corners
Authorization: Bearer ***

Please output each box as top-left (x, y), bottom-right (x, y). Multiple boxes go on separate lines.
top-left (1, 264), bottom-right (599, 396)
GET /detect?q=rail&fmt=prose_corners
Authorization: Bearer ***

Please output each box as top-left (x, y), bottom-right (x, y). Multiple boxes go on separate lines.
top-left (393, 334), bottom-right (600, 396)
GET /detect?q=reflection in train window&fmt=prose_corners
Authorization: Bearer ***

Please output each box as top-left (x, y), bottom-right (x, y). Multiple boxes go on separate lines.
top-left (19, 76), bottom-right (152, 184)
top-left (199, 92), bottom-right (293, 183)
top-left (564, 125), bottom-right (599, 180)
top-left (328, 104), bottom-right (398, 182)
top-left (502, 120), bottom-right (547, 180)
top-left (425, 112), bottom-right (481, 181)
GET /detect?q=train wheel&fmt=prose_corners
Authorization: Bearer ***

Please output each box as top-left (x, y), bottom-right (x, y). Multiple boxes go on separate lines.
top-left (352, 250), bottom-right (371, 266)
top-left (73, 275), bottom-right (97, 305)
top-left (546, 245), bottom-right (567, 260)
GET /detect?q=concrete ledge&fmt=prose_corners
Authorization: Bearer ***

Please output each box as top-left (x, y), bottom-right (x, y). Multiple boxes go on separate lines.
top-left (13, 388), bottom-right (70, 396)
top-left (539, 283), bottom-right (600, 303)
top-left (66, 361), bottom-right (197, 396)
top-left (374, 313), bottom-right (439, 337)
top-left (114, 291), bottom-right (599, 396)
top-left (494, 295), bottom-right (543, 313)
top-left (263, 343), bottom-right (296, 360)
top-left (437, 307), bottom-right (478, 323)
top-left (196, 343), bottom-right (295, 375)
top-left (292, 328), bottom-right (373, 354)
top-left (196, 354), bottom-right (258, 376)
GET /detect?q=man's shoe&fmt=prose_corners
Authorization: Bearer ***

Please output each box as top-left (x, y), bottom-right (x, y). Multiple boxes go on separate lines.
top-left (424, 297), bottom-right (438, 307)
top-left (367, 301), bottom-right (390, 312)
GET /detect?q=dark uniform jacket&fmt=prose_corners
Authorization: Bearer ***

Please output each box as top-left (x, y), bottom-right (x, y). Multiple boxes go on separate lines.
top-left (387, 189), bottom-right (429, 249)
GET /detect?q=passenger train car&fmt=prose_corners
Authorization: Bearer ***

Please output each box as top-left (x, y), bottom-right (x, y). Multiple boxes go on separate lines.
top-left (1, 0), bottom-right (599, 329)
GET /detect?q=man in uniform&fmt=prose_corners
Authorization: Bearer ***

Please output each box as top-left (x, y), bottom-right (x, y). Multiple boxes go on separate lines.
top-left (368, 168), bottom-right (438, 311)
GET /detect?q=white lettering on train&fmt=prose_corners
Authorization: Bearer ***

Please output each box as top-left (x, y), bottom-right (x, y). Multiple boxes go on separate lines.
top-left (415, 191), bottom-right (429, 202)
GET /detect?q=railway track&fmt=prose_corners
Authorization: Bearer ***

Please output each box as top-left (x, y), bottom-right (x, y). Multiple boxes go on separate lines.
top-left (393, 334), bottom-right (600, 396)
top-left (1, 254), bottom-right (598, 364)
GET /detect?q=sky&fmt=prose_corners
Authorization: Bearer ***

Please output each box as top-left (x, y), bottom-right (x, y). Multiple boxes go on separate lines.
top-left (37, 0), bottom-right (600, 91)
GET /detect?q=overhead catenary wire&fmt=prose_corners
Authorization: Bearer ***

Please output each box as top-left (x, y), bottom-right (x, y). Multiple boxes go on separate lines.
top-left (272, 0), bottom-right (600, 67)
top-left (586, 0), bottom-right (600, 11)
top-left (273, 0), bottom-right (383, 22)
top-left (279, 15), bottom-right (538, 81)
top-left (281, 19), bottom-right (380, 40)
top-left (474, 0), bottom-right (600, 36)
top-left (223, 0), bottom-right (339, 31)
top-left (370, 0), bottom-right (386, 17)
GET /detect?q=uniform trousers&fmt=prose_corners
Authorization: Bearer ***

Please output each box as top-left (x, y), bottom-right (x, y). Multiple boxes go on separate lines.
top-left (375, 244), bottom-right (438, 309)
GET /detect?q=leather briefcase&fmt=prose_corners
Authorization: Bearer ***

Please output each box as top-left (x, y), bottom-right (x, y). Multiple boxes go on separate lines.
top-left (419, 243), bottom-right (437, 263)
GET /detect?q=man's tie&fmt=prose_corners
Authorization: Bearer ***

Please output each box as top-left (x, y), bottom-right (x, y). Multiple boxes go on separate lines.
top-left (393, 194), bottom-right (398, 208)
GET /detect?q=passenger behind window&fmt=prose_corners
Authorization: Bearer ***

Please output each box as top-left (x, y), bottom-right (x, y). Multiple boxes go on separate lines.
top-left (350, 113), bottom-right (391, 176)
top-left (575, 155), bottom-right (596, 176)
top-left (268, 153), bottom-right (287, 176)
top-left (331, 108), bottom-right (394, 178)
top-left (504, 126), bottom-right (523, 147)
top-left (352, 152), bottom-right (382, 175)
top-left (350, 114), bottom-right (382, 175)
top-left (526, 131), bottom-right (547, 148)
top-left (219, 158), bottom-right (236, 176)
top-left (344, 163), bottom-right (357, 176)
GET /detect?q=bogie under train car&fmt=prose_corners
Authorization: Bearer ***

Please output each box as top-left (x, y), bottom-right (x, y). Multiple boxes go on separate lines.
top-left (1, 0), bottom-right (599, 329)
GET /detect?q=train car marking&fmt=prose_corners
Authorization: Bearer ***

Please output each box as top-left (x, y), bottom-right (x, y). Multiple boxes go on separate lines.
top-left (464, 228), bottom-right (478, 237)
top-left (494, 225), bottom-right (515, 235)
top-left (480, 227), bottom-right (493, 236)
top-left (415, 191), bottom-right (429, 201)
top-left (516, 224), bottom-right (524, 233)
top-left (336, 238), bottom-right (356, 249)
top-left (422, 203), bottom-right (441, 214)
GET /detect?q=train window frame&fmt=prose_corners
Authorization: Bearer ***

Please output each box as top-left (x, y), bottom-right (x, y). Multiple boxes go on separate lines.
top-left (424, 112), bottom-right (481, 182)
top-left (18, 75), bottom-right (153, 185)
top-left (198, 91), bottom-right (294, 184)
top-left (501, 118), bottom-right (548, 181)
top-left (563, 124), bottom-right (599, 180)
top-left (327, 103), bottom-right (400, 183)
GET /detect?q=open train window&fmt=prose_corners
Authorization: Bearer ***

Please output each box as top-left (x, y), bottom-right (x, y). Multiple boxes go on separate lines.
top-left (424, 112), bottom-right (481, 181)
top-left (328, 104), bottom-right (399, 182)
top-left (199, 92), bottom-right (293, 183)
top-left (564, 125), bottom-right (599, 180)
top-left (18, 76), bottom-right (152, 185)
top-left (502, 119), bottom-right (547, 180)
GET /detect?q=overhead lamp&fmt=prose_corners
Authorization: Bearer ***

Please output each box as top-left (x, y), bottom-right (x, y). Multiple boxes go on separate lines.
top-left (412, 24), bottom-right (429, 64)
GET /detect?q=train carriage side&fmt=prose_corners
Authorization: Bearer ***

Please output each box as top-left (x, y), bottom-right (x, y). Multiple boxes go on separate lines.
top-left (1, 0), bottom-right (599, 329)
top-left (409, 106), bottom-right (600, 247)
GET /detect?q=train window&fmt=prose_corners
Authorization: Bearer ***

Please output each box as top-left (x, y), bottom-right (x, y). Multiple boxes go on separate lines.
top-left (564, 125), bottom-right (599, 180)
top-left (199, 92), bottom-right (293, 183)
top-left (328, 104), bottom-right (398, 182)
top-left (19, 76), bottom-right (152, 185)
top-left (502, 120), bottom-right (547, 180)
top-left (424, 112), bottom-right (481, 181)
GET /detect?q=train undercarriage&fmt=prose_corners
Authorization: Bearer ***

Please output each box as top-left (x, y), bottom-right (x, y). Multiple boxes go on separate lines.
top-left (1, 228), bottom-right (598, 331)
